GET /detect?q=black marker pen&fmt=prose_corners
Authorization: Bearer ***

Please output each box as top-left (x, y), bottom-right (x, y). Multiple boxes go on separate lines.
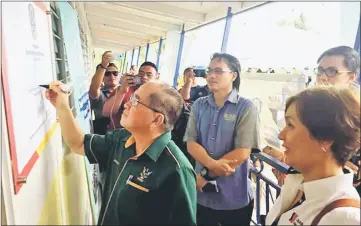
top-left (39, 84), bottom-right (70, 93)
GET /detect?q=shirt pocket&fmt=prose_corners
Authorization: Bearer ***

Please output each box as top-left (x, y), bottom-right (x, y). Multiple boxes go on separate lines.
top-left (118, 175), bottom-right (151, 218)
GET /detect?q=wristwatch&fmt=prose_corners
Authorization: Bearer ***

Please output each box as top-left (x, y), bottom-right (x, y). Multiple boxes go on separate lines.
top-left (200, 167), bottom-right (217, 181)
top-left (97, 63), bottom-right (107, 70)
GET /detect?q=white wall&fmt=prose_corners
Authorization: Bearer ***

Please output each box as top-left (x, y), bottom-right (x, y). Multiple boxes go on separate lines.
top-left (1, 2), bottom-right (95, 224)
top-left (158, 30), bottom-right (181, 86)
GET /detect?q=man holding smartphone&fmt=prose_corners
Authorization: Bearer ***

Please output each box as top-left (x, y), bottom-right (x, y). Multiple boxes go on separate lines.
top-left (102, 61), bottom-right (159, 118)
top-left (89, 51), bottom-right (121, 134)
top-left (179, 67), bottom-right (210, 105)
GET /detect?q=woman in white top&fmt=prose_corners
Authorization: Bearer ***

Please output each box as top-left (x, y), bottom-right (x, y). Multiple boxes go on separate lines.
top-left (266, 86), bottom-right (360, 225)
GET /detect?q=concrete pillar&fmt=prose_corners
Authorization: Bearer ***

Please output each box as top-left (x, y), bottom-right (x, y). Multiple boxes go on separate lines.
top-left (158, 30), bottom-right (181, 86)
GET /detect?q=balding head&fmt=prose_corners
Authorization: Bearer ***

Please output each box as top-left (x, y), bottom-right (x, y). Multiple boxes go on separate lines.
top-left (121, 81), bottom-right (183, 133)
top-left (143, 81), bottom-right (184, 131)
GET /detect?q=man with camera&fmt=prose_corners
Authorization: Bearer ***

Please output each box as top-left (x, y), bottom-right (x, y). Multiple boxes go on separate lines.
top-left (179, 67), bottom-right (210, 105)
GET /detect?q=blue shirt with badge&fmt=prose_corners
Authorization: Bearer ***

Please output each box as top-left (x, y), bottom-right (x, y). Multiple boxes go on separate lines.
top-left (185, 89), bottom-right (260, 210)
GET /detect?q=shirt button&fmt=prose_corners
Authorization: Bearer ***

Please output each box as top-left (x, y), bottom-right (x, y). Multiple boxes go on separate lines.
top-left (212, 137), bottom-right (215, 140)
top-left (214, 123), bottom-right (217, 126)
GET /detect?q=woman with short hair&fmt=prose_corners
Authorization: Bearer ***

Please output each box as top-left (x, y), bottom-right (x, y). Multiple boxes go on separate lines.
top-left (266, 85), bottom-right (360, 225)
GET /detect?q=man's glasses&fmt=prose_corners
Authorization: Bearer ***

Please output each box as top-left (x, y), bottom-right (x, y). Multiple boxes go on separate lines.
top-left (314, 67), bottom-right (351, 77)
top-left (206, 68), bottom-right (233, 75)
top-left (105, 71), bottom-right (119, 77)
top-left (129, 94), bottom-right (162, 114)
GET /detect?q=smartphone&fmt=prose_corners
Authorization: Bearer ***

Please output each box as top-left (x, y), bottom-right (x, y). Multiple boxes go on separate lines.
top-left (194, 67), bottom-right (206, 77)
top-left (134, 75), bottom-right (144, 85)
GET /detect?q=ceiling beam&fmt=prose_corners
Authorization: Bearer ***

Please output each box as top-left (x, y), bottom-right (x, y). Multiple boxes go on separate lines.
top-left (232, 1), bottom-right (265, 14)
top-left (89, 22), bottom-right (157, 40)
top-left (92, 27), bottom-right (149, 42)
top-left (85, 3), bottom-right (181, 31)
top-left (85, 2), bottom-right (185, 26)
top-left (93, 43), bottom-right (126, 52)
top-left (92, 29), bottom-right (146, 47)
top-left (97, 39), bottom-right (132, 47)
top-left (86, 11), bottom-right (168, 32)
top-left (112, 2), bottom-right (205, 23)
top-left (93, 39), bottom-right (133, 50)
top-left (87, 16), bottom-right (167, 37)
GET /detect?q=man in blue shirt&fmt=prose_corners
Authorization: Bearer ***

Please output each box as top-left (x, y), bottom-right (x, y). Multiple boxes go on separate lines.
top-left (185, 53), bottom-right (260, 225)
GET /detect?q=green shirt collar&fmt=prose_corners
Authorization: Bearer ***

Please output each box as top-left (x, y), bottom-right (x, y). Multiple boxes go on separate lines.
top-left (124, 131), bottom-right (172, 162)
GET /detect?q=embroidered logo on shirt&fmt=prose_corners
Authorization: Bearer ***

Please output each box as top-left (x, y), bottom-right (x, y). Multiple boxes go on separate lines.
top-left (289, 212), bottom-right (303, 226)
top-left (137, 167), bottom-right (152, 182)
top-left (224, 113), bottom-right (236, 121)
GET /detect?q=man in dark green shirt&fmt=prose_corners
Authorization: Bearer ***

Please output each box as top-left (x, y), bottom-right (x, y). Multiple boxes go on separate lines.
top-left (45, 80), bottom-right (197, 225)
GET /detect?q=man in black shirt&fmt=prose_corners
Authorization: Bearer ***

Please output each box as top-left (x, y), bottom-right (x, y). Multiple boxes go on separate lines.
top-left (179, 67), bottom-right (210, 105)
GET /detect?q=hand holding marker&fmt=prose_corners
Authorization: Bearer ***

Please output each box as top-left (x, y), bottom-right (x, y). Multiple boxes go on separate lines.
top-left (42, 82), bottom-right (73, 110)
top-left (39, 83), bottom-right (72, 93)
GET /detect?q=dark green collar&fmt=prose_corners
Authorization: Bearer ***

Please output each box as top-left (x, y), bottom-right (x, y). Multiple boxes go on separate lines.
top-left (125, 131), bottom-right (171, 162)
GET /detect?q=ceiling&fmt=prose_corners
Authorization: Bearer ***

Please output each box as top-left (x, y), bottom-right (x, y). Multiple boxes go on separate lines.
top-left (84, 1), bottom-right (265, 52)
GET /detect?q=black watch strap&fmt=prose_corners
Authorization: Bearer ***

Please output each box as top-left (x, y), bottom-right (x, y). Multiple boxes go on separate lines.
top-left (97, 64), bottom-right (107, 70)
top-left (201, 167), bottom-right (218, 181)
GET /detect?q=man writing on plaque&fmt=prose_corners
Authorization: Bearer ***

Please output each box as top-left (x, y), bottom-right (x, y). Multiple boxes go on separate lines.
top-left (45, 80), bottom-right (197, 225)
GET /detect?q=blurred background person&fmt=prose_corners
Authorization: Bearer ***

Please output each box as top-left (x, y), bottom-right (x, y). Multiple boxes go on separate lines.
top-left (129, 64), bottom-right (137, 75)
top-left (102, 61), bottom-right (159, 128)
top-left (316, 46), bottom-right (360, 87)
top-left (179, 67), bottom-right (210, 105)
top-left (89, 51), bottom-right (120, 135)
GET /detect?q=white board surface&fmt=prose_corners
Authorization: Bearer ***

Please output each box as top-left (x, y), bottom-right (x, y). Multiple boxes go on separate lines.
top-left (2, 2), bottom-right (56, 174)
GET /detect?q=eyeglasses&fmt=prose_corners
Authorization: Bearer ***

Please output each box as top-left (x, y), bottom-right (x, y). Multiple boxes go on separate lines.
top-left (206, 68), bottom-right (233, 75)
top-left (314, 67), bottom-right (351, 77)
top-left (105, 71), bottom-right (119, 77)
top-left (129, 94), bottom-right (162, 114)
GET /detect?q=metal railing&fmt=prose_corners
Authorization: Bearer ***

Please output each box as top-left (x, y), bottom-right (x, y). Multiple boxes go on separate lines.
top-left (249, 151), bottom-right (300, 225)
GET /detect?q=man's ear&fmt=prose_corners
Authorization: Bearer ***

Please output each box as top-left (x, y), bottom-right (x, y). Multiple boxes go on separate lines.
top-left (156, 73), bottom-right (160, 80)
top-left (151, 113), bottom-right (164, 127)
top-left (349, 73), bottom-right (357, 83)
top-left (232, 72), bottom-right (237, 82)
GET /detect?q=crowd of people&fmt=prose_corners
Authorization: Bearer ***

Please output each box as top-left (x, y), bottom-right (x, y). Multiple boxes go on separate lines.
top-left (44, 45), bottom-right (360, 225)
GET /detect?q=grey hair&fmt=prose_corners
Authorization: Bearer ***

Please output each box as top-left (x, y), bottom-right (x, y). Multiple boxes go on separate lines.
top-left (148, 82), bottom-right (184, 131)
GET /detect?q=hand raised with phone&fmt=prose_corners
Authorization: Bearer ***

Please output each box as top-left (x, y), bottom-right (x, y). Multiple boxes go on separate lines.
top-left (184, 69), bottom-right (195, 84)
top-left (119, 73), bottom-right (143, 92)
top-left (101, 51), bottom-right (114, 68)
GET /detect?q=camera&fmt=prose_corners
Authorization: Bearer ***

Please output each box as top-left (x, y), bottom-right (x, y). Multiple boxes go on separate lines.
top-left (193, 66), bottom-right (206, 77)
